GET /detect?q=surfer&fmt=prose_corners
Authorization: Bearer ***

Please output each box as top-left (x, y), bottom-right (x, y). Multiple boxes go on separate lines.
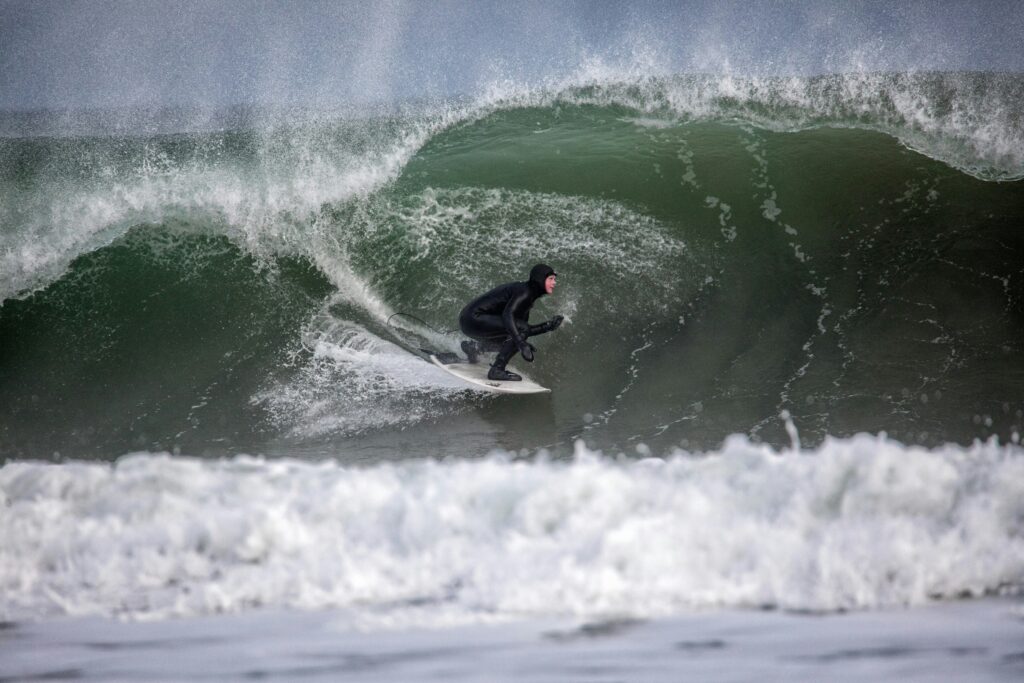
top-left (459, 263), bottom-right (564, 381)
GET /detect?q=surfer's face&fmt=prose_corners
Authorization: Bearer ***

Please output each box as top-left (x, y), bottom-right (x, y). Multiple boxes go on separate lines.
top-left (545, 274), bottom-right (556, 294)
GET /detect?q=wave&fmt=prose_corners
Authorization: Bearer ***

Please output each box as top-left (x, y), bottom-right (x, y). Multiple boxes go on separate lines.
top-left (1, 70), bottom-right (1023, 457)
top-left (2, 71), bottom-right (1021, 301)
top-left (2, 433), bottom-right (1022, 627)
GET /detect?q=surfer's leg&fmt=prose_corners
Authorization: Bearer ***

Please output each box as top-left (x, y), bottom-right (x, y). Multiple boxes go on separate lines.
top-left (488, 338), bottom-right (522, 381)
top-left (462, 334), bottom-right (504, 364)
top-left (461, 314), bottom-right (519, 363)
top-left (462, 338), bottom-right (508, 362)
top-left (462, 314), bottom-right (505, 338)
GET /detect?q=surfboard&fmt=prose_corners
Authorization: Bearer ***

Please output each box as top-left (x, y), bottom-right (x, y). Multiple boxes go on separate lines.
top-left (429, 355), bottom-right (550, 394)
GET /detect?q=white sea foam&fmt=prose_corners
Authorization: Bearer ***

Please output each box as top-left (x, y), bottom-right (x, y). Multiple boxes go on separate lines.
top-left (2, 434), bottom-right (1022, 628)
top-left (254, 313), bottom-right (468, 438)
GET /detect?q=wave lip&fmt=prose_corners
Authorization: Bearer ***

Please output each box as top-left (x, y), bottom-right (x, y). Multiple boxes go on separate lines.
top-left (484, 70), bottom-right (1024, 181)
top-left (2, 434), bottom-right (1022, 628)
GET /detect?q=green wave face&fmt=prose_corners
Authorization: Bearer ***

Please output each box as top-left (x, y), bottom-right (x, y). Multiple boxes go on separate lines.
top-left (2, 74), bottom-right (1023, 461)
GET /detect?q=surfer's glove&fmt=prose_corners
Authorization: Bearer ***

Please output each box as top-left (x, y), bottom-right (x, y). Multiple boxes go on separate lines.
top-left (517, 338), bottom-right (535, 362)
top-left (529, 315), bottom-right (564, 336)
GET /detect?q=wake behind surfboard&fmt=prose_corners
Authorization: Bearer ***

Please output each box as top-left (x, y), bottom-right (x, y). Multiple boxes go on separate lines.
top-left (429, 355), bottom-right (550, 395)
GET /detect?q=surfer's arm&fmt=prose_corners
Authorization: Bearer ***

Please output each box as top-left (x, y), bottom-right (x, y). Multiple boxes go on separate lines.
top-left (502, 290), bottom-right (531, 344)
top-left (527, 315), bottom-right (563, 336)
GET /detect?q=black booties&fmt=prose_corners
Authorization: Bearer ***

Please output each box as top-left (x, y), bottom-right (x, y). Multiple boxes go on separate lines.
top-left (488, 346), bottom-right (522, 381)
top-left (488, 364), bottom-right (522, 381)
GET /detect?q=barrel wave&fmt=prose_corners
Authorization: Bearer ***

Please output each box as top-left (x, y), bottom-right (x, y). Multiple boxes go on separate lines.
top-left (2, 72), bottom-right (1022, 460)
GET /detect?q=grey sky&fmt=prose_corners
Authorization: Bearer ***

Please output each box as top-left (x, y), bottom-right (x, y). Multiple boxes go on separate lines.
top-left (1, 0), bottom-right (1022, 110)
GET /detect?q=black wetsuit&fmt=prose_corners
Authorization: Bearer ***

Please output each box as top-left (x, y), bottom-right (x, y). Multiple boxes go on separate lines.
top-left (459, 264), bottom-right (558, 367)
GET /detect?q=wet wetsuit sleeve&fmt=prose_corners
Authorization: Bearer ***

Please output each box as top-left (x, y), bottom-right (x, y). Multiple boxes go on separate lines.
top-left (502, 288), bottom-right (530, 344)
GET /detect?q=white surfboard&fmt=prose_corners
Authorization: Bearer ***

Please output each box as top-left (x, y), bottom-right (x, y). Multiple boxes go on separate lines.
top-left (429, 355), bottom-right (550, 394)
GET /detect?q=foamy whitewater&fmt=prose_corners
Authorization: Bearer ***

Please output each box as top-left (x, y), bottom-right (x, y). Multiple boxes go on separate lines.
top-left (3, 433), bottom-right (1022, 628)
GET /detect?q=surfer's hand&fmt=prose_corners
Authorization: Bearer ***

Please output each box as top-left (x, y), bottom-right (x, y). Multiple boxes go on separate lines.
top-left (530, 315), bottom-right (564, 335)
top-left (518, 339), bottom-right (535, 362)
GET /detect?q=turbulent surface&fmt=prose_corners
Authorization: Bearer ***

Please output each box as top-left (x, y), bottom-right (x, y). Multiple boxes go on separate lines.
top-left (2, 435), bottom-right (1023, 624)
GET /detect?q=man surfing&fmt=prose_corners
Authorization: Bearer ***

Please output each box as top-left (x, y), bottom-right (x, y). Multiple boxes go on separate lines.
top-left (459, 263), bottom-right (563, 381)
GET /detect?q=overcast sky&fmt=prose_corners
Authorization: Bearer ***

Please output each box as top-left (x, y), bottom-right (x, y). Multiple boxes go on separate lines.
top-left (2, 0), bottom-right (1022, 110)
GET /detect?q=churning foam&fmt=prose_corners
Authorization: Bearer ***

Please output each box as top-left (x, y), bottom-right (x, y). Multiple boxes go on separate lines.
top-left (254, 313), bottom-right (468, 438)
top-left (2, 434), bottom-right (1022, 628)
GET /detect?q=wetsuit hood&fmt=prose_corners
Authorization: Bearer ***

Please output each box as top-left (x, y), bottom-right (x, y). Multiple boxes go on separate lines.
top-left (528, 263), bottom-right (556, 295)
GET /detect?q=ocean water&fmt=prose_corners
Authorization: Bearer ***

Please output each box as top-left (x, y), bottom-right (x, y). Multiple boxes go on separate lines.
top-left (2, 61), bottom-right (1024, 679)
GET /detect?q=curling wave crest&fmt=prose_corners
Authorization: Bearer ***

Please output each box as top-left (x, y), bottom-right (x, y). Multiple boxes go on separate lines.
top-left (3, 70), bottom-right (1020, 302)
top-left (475, 69), bottom-right (1024, 181)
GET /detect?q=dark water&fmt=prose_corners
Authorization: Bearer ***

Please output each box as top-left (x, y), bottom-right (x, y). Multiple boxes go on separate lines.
top-left (1, 72), bottom-right (1023, 462)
